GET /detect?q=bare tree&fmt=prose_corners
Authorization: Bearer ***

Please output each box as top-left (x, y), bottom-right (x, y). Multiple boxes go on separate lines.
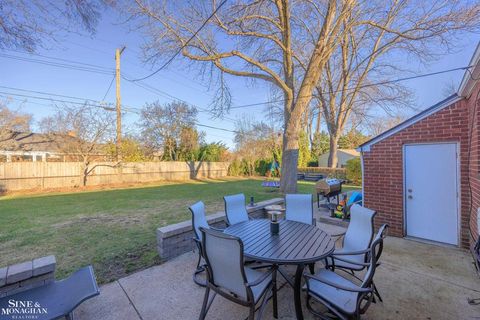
top-left (125, 0), bottom-right (356, 192)
top-left (0, 101), bottom-right (33, 150)
top-left (312, 0), bottom-right (480, 167)
top-left (0, 0), bottom-right (103, 52)
top-left (0, 101), bottom-right (32, 132)
top-left (138, 101), bottom-right (198, 161)
top-left (365, 113), bottom-right (406, 137)
top-left (234, 117), bottom-right (282, 175)
top-left (39, 104), bottom-right (115, 186)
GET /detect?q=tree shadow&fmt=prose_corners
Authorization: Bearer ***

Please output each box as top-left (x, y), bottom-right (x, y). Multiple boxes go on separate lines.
top-left (186, 160), bottom-right (204, 180)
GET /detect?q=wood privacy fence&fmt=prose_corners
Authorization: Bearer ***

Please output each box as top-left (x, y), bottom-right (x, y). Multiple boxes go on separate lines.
top-left (0, 161), bottom-right (230, 191)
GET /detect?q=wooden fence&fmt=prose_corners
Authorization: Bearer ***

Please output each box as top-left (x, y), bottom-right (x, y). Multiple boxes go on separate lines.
top-left (0, 161), bottom-right (230, 191)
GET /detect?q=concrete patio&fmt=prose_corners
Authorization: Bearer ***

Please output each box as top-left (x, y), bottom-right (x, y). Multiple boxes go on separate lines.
top-left (76, 228), bottom-right (480, 320)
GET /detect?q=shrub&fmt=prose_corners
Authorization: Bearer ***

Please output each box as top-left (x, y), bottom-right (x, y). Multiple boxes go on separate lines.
top-left (306, 160), bottom-right (318, 167)
top-left (228, 159), bottom-right (244, 176)
top-left (345, 157), bottom-right (362, 185)
top-left (255, 159), bottom-right (269, 176)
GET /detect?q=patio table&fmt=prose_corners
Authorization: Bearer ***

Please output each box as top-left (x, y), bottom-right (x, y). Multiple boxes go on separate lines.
top-left (224, 219), bottom-right (334, 320)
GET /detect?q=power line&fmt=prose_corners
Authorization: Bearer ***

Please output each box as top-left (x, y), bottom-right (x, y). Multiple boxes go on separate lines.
top-left (0, 85), bottom-right (112, 104)
top-left (0, 53), bottom-right (114, 75)
top-left (122, 74), bottom-right (238, 122)
top-left (227, 65), bottom-right (475, 110)
top-left (0, 91), bottom-right (116, 111)
top-left (3, 49), bottom-right (115, 71)
top-left (0, 89), bottom-right (238, 135)
top-left (126, 0), bottom-right (228, 82)
top-left (101, 75), bottom-right (116, 101)
top-left (2, 47), bottom-right (472, 113)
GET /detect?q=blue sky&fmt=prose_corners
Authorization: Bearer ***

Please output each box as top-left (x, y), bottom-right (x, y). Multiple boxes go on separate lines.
top-left (1, 9), bottom-right (478, 149)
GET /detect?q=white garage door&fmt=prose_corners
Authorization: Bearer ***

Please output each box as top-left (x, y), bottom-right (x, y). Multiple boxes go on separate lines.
top-left (404, 143), bottom-right (459, 245)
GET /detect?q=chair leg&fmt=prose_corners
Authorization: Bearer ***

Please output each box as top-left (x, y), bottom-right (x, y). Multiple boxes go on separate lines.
top-left (248, 305), bottom-right (255, 320)
top-left (65, 311), bottom-right (74, 320)
top-left (193, 251), bottom-right (207, 287)
top-left (199, 287), bottom-right (211, 320)
top-left (256, 283), bottom-right (272, 320)
top-left (308, 263), bottom-right (315, 274)
top-left (373, 282), bottom-right (383, 302)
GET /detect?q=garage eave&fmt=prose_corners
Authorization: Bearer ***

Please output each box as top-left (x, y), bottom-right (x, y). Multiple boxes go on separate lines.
top-left (358, 94), bottom-right (463, 152)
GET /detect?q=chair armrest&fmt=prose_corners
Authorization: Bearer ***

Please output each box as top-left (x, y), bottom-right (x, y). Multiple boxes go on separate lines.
top-left (304, 273), bottom-right (371, 293)
top-left (246, 268), bottom-right (274, 288)
top-left (331, 256), bottom-right (369, 267)
top-left (210, 226), bottom-right (225, 232)
top-left (332, 248), bottom-right (370, 256)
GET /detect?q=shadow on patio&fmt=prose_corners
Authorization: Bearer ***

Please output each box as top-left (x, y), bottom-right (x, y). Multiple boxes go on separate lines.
top-left (76, 236), bottom-right (480, 320)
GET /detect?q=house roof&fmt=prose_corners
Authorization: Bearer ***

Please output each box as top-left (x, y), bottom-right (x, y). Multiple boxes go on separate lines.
top-left (320, 148), bottom-right (360, 157)
top-left (358, 94), bottom-right (462, 152)
top-left (0, 130), bottom-right (80, 153)
top-left (458, 42), bottom-right (480, 98)
top-left (338, 149), bottom-right (360, 157)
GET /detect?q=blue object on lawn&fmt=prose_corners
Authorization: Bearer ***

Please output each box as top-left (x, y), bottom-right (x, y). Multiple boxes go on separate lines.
top-left (262, 181), bottom-right (280, 188)
top-left (347, 191), bottom-right (363, 206)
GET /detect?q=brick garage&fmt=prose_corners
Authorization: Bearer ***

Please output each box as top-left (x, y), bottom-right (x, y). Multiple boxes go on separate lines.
top-left (359, 44), bottom-right (480, 250)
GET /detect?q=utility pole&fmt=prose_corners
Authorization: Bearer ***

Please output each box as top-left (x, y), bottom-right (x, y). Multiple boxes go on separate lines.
top-left (115, 46), bottom-right (126, 161)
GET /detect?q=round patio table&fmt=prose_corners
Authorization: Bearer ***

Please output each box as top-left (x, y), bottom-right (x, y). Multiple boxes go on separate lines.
top-left (224, 219), bottom-right (335, 320)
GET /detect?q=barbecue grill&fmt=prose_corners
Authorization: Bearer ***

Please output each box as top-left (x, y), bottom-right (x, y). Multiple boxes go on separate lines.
top-left (316, 178), bottom-right (344, 207)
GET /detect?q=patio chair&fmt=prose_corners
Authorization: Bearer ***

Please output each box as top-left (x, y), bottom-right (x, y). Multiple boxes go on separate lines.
top-left (224, 193), bottom-right (250, 226)
top-left (199, 227), bottom-right (278, 320)
top-left (325, 204), bottom-right (383, 300)
top-left (0, 265), bottom-right (99, 320)
top-left (189, 201), bottom-right (210, 287)
top-left (285, 194), bottom-right (315, 225)
top-left (304, 224), bottom-right (389, 320)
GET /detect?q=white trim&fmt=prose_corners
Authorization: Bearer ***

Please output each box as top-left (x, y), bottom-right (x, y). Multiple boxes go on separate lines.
top-left (402, 141), bottom-right (461, 247)
top-left (358, 95), bottom-right (462, 151)
top-left (458, 41), bottom-right (480, 98)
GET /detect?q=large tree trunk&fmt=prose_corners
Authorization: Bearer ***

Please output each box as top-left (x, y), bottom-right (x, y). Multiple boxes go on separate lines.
top-left (280, 132), bottom-right (299, 194)
top-left (328, 135), bottom-right (339, 168)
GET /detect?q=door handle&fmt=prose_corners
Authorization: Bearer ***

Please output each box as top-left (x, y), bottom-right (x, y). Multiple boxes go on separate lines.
top-left (408, 195), bottom-right (413, 199)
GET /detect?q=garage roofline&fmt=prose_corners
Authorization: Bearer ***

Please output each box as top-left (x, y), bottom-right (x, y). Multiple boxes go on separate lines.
top-left (357, 94), bottom-right (462, 152)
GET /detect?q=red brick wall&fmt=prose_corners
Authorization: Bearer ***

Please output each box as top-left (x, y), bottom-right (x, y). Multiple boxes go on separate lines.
top-left (363, 98), bottom-right (471, 247)
top-left (466, 84), bottom-right (480, 249)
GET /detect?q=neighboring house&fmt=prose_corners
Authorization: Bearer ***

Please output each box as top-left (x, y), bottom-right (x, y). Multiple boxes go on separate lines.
top-left (358, 43), bottom-right (480, 250)
top-left (0, 131), bottom-right (104, 162)
top-left (317, 149), bottom-right (359, 168)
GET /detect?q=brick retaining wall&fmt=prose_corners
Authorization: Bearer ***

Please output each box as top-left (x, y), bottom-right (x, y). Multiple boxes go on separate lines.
top-left (0, 256), bottom-right (56, 298)
top-left (156, 198), bottom-right (283, 261)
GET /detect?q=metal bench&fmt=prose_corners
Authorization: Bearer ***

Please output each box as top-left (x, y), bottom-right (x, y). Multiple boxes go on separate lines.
top-left (0, 266), bottom-right (99, 320)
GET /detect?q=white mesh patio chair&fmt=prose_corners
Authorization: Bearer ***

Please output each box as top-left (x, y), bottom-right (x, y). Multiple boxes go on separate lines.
top-left (189, 201), bottom-right (209, 287)
top-left (199, 228), bottom-right (278, 320)
top-left (325, 204), bottom-right (384, 301)
top-left (285, 194), bottom-right (315, 225)
top-left (189, 201), bottom-right (224, 287)
top-left (304, 224), bottom-right (389, 320)
top-left (224, 193), bottom-right (250, 226)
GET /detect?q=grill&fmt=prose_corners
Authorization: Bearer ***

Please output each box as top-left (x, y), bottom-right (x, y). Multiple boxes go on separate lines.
top-left (316, 178), bottom-right (344, 206)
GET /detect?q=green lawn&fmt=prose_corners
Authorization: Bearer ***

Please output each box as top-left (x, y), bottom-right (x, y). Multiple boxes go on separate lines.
top-left (0, 178), bottom-right (360, 283)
